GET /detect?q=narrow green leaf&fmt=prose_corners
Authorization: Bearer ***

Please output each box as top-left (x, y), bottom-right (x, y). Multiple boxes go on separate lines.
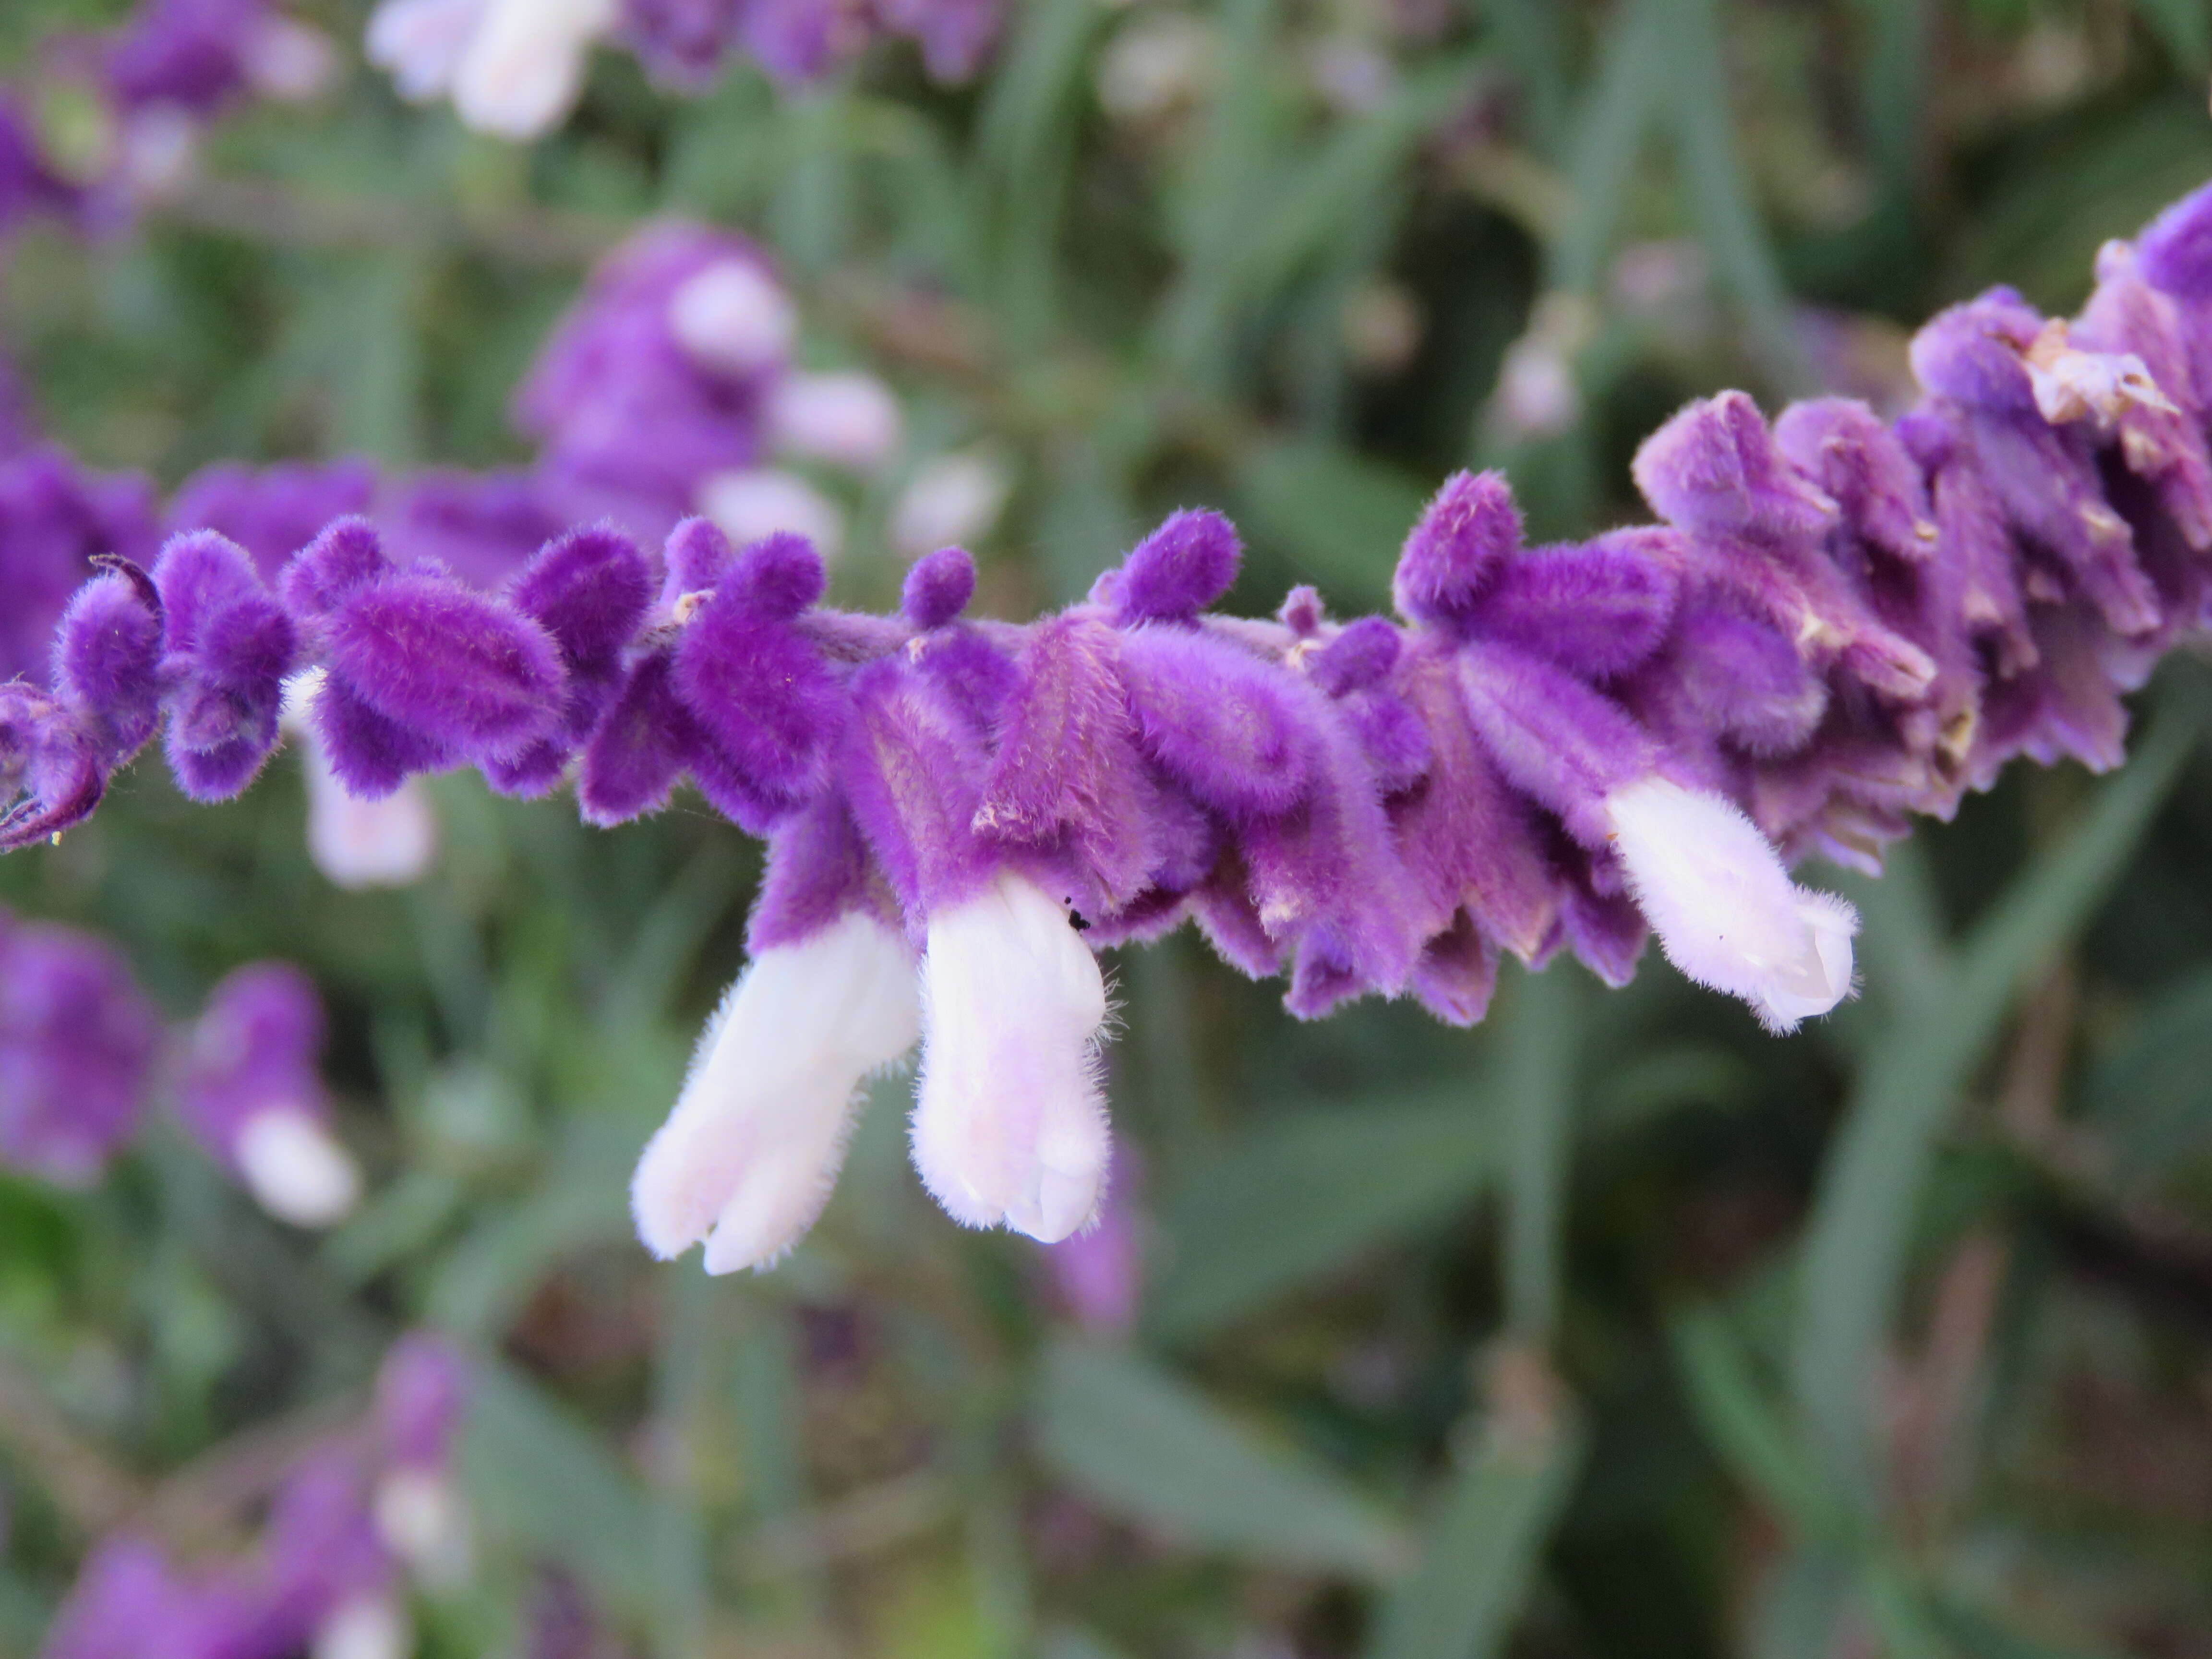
top-left (2081, 962), bottom-right (2212, 1187)
top-left (2129, 0), bottom-right (2211, 76)
top-left (1232, 438), bottom-right (1432, 609)
top-left (1552, 0), bottom-right (1674, 292)
top-left (1668, 1308), bottom-right (1848, 1545)
top-left (1147, 1089), bottom-right (1495, 1342)
top-left (1031, 1337), bottom-right (1411, 1580)
top-left (1362, 1399), bottom-right (1585, 1659)
top-left (1502, 968), bottom-right (1578, 1343)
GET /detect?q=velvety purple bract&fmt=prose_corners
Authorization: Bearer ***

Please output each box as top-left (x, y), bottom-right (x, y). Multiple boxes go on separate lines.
top-left (152, 530), bottom-right (295, 800)
top-left (1104, 508), bottom-right (1241, 624)
top-left (1393, 469), bottom-right (1519, 626)
top-left (52, 568), bottom-right (164, 759)
top-left (903, 545), bottom-right (977, 628)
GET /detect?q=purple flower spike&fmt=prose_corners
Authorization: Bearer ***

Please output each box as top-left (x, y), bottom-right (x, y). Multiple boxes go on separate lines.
top-left (52, 567), bottom-right (164, 761)
top-left (153, 530), bottom-right (296, 801)
top-left (168, 458), bottom-right (379, 580)
top-left (1103, 508), bottom-right (1241, 625)
top-left (179, 962), bottom-right (359, 1228)
top-left (1394, 470), bottom-right (1520, 626)
top-left (370, 1332), bottom-right (474, 1580)
top-left (903, 546), bottom-right (977, 629)
top-left (1472, 530), bottom-right (1680, 679)
top-left (0, 912), bottom-right (159, 1184)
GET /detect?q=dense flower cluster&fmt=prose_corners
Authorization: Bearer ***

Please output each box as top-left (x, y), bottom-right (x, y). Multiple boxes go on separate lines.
top-left (367, 0), bottom-right (1005, 140)
top-left (43, 1334), bottom-right (470, 1659)
top-left (0, 907), bottom-right (360, 1222)
top-left (11, 181), bottom-right (2212, 1264)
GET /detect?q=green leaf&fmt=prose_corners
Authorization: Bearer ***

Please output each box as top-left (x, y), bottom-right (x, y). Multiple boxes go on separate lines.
top-left (1361, 1400), bottom-right (1586, 1659)
top-left (1502, 968), bottom-right (1579, 1343)
top-left (1031, 1336), bottom-right (1411, 1580)
top-left (1791, 705), bottom-right (2204, 1503)
top-left (1668, 1307), bottom-right (1848, 1545)
top-left (1232, 438), bottom-right (1432, 610)
top-left (1147, 1088), bottom-right (1496, 1342)
top-left (2129, 0), bottom-right (2211, 75)
top-left (2080, 961), bottom-right (2212, 1188)
top-left (462, 1356), bottom-right (657, 1619)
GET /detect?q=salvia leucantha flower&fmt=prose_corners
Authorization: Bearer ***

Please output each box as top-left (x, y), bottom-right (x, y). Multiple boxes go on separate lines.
top-left (17, 181), bottom-right (2212, 1261)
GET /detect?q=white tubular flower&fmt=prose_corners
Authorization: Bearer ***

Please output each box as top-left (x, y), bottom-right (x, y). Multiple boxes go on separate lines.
top-left (1605, 776), bottom-right (1858, 1034)
top-left (236, 1108), bottom-right (363, 1227)
top-left (890, 449), bottom-right (1012, 559)
top-left (911, 871), bottom-right (1113, 1244)
top-left (300, 736), bottom-right (439, 890)
top-left (365, 0), bottom-right (487, 101)
top-left (631, 911), bottom-right (921, 1274)
top-left (668, 260), bottom-right (798, 376)
top-left (768, 372), bottom-right (904, 471)
top-left (698, 468), bottom-right (845, 561)
top-left (313, 1596), bottom-right (410, 1659)
top-left (374, 1467), bottom-right (475, 1588)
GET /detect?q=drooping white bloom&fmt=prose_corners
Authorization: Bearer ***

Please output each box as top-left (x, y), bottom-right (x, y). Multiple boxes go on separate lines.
top-left (769, 372), bottom-right (904, 470)
top-left (367, 0), bottom-right (614, 140)
top-left (1605, 775), bottom-right (1857, 1034)
top-left (300, 734), bottom-right (439, 890)
top-left (236, 1108), bottom-right (363, 1227)
top-left (668, 260), bottom-right (798, 376)
top-left (698, 468), bottom-right (845, 561)
top-left (374, 1467), bottom-right (475, 1588)
top-left (631, 911), bottom-right (921, 1274)
top-left (890, 449), bottom-right (1011, 559)
top-left (910, 871), bottom-right (1113, 1244)
top-left (314, 1596), bottom-right (410, 1659)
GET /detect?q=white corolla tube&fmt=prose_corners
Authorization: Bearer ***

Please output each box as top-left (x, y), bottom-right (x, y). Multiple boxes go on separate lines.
top-left (910, 871), bottom-right (1113, 1244)
top-left (631, 910), bottom-right (922, 1274)
top-left (368, 0), bottom-right (613, 140)
top-left (236, 1108), bottom-right (363, 1228)
top-left (1606, 775), bottom-right (1858, 1034)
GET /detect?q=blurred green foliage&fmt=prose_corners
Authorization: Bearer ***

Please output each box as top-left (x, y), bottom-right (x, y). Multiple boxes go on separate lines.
top-left (4, 1), bottom-right (2212, 1656)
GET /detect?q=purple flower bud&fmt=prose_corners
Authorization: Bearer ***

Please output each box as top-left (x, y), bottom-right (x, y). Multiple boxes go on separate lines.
top-left (0, 913), bottom-right (159, 1183)
top-left (1773, 398), bottom-right (1938, 566)
top-left (0, 685), bottom-right (106, 850)
top-left (1393, 470), bottom-right (1519, 626)
top-left (179, 963), bottom-right (359, 1227)
top-left (903, 545), bottom-right (977, 629)
top-left (375, 1333), bottom-right (469, 1472)
top-left (1454, 643), bottom-right (1655, 847)
top-left (1100, 508), bottom-right (1241, 625)
top-left (153, 531), bottom-right (295, 800)
top-left (281, 516), bottom-right (393, 623)
top-left (1633, 392), bottom-right (1839, 543)
top-left (578, 653), bottom-right (704, 827)
top-left (1470, 530), bottom-right (1679, 679)
top-left (51, 567), bottom-right (164, 761)
top-left (489, 526), bottom-right (655, 797)
top-left (1305, 615), bottom-right (1400, 696)
top-left (0, 448), bottom-right (159, 690)
top-left (1119, 626), bottom-right (1311, 818)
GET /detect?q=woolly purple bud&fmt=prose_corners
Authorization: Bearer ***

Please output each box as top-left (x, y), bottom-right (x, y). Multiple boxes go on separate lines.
top-left (1119, 627), bottom-right (1311, 819)
top-left (281, 517), bottom-right (393, 624)
top-left (2137, 180), bottom-right (2212, 302)
top-left (840, 657), bottom-right (997, 912)
top-left (153, 532), bottom-right (296, 801)
top-left (1772, 398), bottom-right (1938, 565)
top-left (1668, 605), bottom-right (1829, 757)
top-left (578, 654), bottom-right (702, 827)
top-left (1306, 616), bottom-right (1400, 696)
top-left (673, 544), bottom-right (841, 809)
top-left (179, 963), bottom-right (358, 1227)
top-left (1633, 392), bottom-right (1838, 542)
top-left (322, 572), bottom-right (567, 764)
top-left (1105, 509), bottom-right (1240, 624)
top-left (1454, 644), bottom-right (1656, 846)
top-left (1907, 291), bottom-right (2044, 415)
top-left (663, 515), bottom-right (736, 601)
top-left (0, 684), bottom-right (105, 850)
top-left (53, 569), bottom-right (163, 760)
top-left (311, 675), bottom-right (456, 799)
top-left (903, 546), bottom-right (976, 629)
top-left (1473, 532), bottom-right (1679, 679)
top-left (1394, 471), bottom-right (1519, 626)
top-left (724, 530), bottom-right (828, 620)
top-left (0, 914), bottom-right (159, 1183)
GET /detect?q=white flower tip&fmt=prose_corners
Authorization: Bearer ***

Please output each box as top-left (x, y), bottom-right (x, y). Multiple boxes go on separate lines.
top-left (697, 468), bottom-right (844, 561)
top-left (237, 1109), bottom-right (362, 1228)
top-left (629, 913), bottom-right (921, 1270)
top-left (374, 1469), bottom-right (474, 1586)
top-left (911, 872), bottom-right (1113, 1244)
top-left (449, 0), bottom-right (613, 139)
top-left (366, 0), bottom-right (485, 99)
top-left (768, 372), bottom-right (904, 471)
top-left (303, 745), bottom-right (438, 890)
top-left (668, 260), bottom-right (797, 376)
top-left (313, 1596), bottom-right (410, 1659)
top-left (1606, 776), bottom-right (1858, 1035)
top-left (890, 450), bottom-right (1012, 559)
top-left (245, 19), bottom-right (340, 102)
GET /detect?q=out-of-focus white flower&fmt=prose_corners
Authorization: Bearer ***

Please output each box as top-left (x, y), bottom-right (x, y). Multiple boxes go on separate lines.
top-left (890, 448), bottom-right (1011, 558)
top-left (631, 911), bottom-right (921, 1273)
top-left (668, 259), bottom-right (798, 376)
top-left (236, 1108), bottom-right (363, 1227)
top-left (117, 108), bottom-right (201, 197)
top-left (769, 372), bottom-right (903, 470)
top-left (314, 1596), bottom-right (410, 1659)
top-left (698, 468), bottom-right (845, 561)
top-left (910, 871), bottom-right (1112, 1244)
top-left (1341, 282), bottom-right (1423, 377)
top-left (374, 1467), bottom-right (475, 1589)
top-left (281, 671), bottom-right (438, 890)
top-left (243, 18), bottom-right (341, 102)
top-left (366, 0), bottom-right (614, 139)
top-left (1097, 15), bottom-right (1216, 124)
top-left (1605, 775), bottom-right (1857, 1034)
top-left (1492, 293), bottom-right (1593, 441)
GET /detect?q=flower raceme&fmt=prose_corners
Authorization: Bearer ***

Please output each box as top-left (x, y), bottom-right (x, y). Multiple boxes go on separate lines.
top-left (17, 182), bottom-right (2212, 1258)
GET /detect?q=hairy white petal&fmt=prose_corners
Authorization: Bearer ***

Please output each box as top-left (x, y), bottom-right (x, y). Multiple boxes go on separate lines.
top-left (300, 736), bottom-right (438, 890)
top-left (890, 450), bottom-right (1011, 558)
top-left (668, 261), bottom-right (796, 376)
top-left (314, 1596), bottom-right (410, 1659)
top-left (1606, 776), bottom-right (1858, 1034)
top-left (911, 872), bottom-right (1111, 1243)
top-left (698, 468), bottom-right (844, 561)
top-left (450, 0), bottom-right (613, 139)
top-left (631, 912), bottom-right (920, 1272)
top-left (237, 1109), bottom-right (363, 1227)
top-left (768, 372), bottom-right (903, 470)
top-left (365, 0), bottom-right (486, 100)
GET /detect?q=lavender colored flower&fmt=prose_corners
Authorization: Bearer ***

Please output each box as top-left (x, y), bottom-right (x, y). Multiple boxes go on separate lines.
top-left (370, 1334), bottom-right (474, 1585)
top-left (0, 910), bottom-right (160, 1184)
top-left (367, 0), bottom-right (615, 141)
top-left (167, 458), bottom-right (379, 582)
top-left (177, 962), bottom-right (360, 1226)
top-left (1044, 1148), bottom-right (1143, 1335)
top-left (152, 530), bottom-right (297, 800)
top-left (0, 448), bottom-right (160, 686)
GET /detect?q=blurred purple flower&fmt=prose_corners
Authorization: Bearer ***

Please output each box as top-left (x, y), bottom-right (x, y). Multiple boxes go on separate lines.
top-left (0, 910), bottom-right (160, 1184)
